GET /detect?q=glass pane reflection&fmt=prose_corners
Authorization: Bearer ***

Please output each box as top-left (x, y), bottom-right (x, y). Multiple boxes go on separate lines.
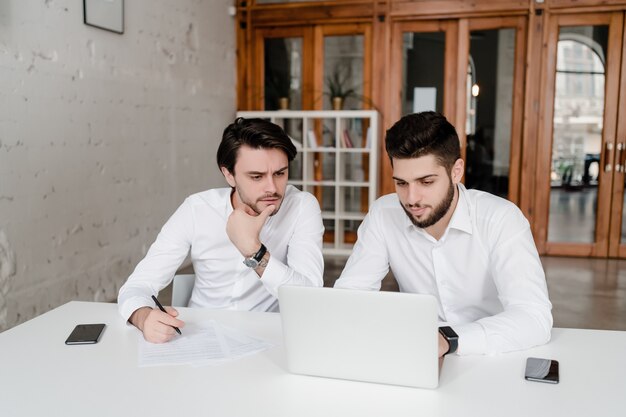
top-left (264, 38), bottom-right (302, 110)
top-left (323, 35), bottom-right (364, 110)
top-left (402, 32), bottom-right (445, 116)
top-left (548, 25), bottom-right (607, 243)
top-left (465, 28), bottom-right (516, 199)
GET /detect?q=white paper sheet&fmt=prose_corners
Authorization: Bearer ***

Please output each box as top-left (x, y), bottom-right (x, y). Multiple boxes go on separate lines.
top-left (138, 321), bottom-right (273, 367)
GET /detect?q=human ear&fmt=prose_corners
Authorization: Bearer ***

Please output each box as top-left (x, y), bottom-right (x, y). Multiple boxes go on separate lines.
top-left (451, 158), bottom-right (464, 183)
top-left (220, 166), bottom-right (236, 188)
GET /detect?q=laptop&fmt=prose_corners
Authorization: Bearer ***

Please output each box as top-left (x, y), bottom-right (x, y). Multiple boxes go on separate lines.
top-left (278, 286), bottom-right (440, 388)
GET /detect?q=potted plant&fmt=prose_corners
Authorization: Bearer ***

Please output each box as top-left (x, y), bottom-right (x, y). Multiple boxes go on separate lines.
top-left (325, 64), bottom-right (357, 110)
top-left (267, 73), bottom-right (291, 110)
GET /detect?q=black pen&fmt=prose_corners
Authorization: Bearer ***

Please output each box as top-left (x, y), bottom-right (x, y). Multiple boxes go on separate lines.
top-left (151, 295), bottom-right (182, 335)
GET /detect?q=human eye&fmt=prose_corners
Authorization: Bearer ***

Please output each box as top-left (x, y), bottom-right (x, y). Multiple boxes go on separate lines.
top-left (275, 170), bottom-right (286, 177)
top-left (250, 175), bottom-right (262, 181)
top-left (395, 180), bottom-right (407, 187)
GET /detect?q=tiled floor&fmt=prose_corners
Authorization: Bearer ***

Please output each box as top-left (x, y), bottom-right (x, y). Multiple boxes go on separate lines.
top-left (169, 255), bottom-right (626, 331)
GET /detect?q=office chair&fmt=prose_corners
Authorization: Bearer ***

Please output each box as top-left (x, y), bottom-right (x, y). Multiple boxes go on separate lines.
top-left (172, 274), bottom-right (195, 307)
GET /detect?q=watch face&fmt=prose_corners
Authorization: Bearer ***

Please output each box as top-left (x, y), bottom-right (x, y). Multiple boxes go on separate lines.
top-left (243, 258), bottom-right (259, 268)
top-left (439, 326), bottom-right (458, 339)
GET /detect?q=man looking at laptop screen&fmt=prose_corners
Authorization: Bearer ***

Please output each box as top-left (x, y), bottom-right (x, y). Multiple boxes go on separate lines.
top-left (334, 111), bottom-right (552, 357)
top-left (118, 117), bottom-right (324, 343)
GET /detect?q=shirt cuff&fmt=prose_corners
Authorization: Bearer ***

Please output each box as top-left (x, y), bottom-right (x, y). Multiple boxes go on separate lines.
top-left (258, 255), bottom-right (289, 297)
top-left (118, 296), bottom-right (153, 323)
top-left (453, 322), bottom-right (488, 355)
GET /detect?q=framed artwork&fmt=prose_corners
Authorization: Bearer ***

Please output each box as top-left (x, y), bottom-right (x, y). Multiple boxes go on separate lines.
top-left (83, 0), bottom-right (124, 34)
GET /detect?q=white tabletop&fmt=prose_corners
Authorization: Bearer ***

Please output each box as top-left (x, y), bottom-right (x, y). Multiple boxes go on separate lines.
top-left (0, 301), bottom-right (625, 417)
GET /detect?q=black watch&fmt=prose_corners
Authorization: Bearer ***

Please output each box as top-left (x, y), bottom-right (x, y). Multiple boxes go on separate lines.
top-left (438, 326), bottom-right (459, 355)
top-left (243, 244), bottom-right (267, 268)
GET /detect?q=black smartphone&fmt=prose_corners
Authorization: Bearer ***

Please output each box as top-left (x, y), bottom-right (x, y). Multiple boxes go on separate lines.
top-left (65, 323), bottom-right (106, 345)
top-left (525, 357), bottom-right (559, 384)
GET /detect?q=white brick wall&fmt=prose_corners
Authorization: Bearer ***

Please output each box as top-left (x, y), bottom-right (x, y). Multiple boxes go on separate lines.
top-left (0, 0), bottom-right (236, 330)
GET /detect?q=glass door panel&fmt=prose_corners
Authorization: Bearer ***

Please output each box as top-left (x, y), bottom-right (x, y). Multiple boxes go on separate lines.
top-left (465, 28), bottom-right (516, 199)
top-left (264, 37), bottom-right (303, 110)
top-left (536, 12), bottom-right (623, 257)
top-left (402, 32), bottom-right (446, 115)
top-left (621, 171), bottom-right (626, 245)
top-left (548, 25), bottom-right (608, 243)
top-left (323, 35), bottom-right (364, 110)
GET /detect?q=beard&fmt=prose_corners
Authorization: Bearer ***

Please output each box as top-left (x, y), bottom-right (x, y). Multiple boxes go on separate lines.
top-left (236, 189), bottom-right (283, 216)
top-left (401, 180), bottom-right (456, 229)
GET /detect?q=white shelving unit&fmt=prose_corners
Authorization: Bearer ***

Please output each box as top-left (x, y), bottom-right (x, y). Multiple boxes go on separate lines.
top-left (236, 110), bottom-right (379, 256)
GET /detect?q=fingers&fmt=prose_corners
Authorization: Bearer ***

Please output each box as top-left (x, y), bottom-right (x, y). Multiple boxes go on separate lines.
top-left (158, 310), bottom-right (184, 329)
top-left (257, 205), bottom-right (275, 223)
top-left (164, 306), bottom-right (179, 317)
top-left (142, 309), bottom-right (185, 343)
top-left (241, 204), bottom-right (258, 216)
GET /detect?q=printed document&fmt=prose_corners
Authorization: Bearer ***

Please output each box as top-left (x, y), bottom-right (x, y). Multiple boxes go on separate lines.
top-left (138, 321), bottom-right (273, 367)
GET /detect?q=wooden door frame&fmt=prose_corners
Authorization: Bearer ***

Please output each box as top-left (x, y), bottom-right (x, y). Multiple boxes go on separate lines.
top-left (534, 11), bottom-right (623, 257)
top-left (609, 14), bottom-right (626, 258)
top-left (386, 17), bottom-right (527, 201)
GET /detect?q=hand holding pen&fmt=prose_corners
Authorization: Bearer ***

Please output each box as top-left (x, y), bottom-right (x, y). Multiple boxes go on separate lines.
top-left (129, 296), bottom-right (185, 343)
top-left (152, 295), bottom-right (182, 335)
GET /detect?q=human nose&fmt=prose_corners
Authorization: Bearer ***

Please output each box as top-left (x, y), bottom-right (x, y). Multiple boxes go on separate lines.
top-left (406, 183), bottom-right (422, 205)
top-left (264, 175), bottom-right (277, 193)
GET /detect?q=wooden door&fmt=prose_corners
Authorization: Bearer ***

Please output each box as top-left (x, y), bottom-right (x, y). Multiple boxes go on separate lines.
top-left (609, 15), bottom-right (626, 258)
top-left (535, 12), bottom-right (623, 257)
top-left (387, 17), bottom-right (527, 203)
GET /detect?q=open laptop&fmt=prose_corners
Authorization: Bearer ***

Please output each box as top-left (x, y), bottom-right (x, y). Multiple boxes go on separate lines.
top-left (278, 286), bottom-right (440, 388)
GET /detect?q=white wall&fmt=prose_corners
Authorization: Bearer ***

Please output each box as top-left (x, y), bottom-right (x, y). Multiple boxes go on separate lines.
top-left (0, 0), bottom-right (235, 331)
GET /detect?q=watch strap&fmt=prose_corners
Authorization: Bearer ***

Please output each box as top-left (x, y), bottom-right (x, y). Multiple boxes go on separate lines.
top-left (243, 244), bottom-right (267, 268)
top-left (251, 244), bottom-right (267, 263)
top-left (439, 326), bottom-right (459, 355)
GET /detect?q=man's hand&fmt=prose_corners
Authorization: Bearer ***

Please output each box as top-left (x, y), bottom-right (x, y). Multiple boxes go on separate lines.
top-left (226, 204), bottom-right (275, 256)
top-left (129, 306), bottom-right (185, 343)
top-left (438, 332), bottom-right (450, 358)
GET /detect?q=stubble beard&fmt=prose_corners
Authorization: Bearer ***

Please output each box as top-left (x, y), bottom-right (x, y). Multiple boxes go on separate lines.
top-left (236, 189), bottom-right (283, 216)
top-left (401, 180), bottom-right (456, 229)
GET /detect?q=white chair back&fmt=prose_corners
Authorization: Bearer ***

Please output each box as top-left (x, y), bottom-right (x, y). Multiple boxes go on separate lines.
top-left (172, 274), bottom-right (195, 307)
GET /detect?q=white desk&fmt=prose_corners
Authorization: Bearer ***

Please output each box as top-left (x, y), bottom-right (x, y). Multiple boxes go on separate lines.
top-left (0, 301), bottom-right (624, 417)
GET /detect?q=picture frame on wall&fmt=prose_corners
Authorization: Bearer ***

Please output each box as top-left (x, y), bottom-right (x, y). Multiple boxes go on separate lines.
top-left (83, 0), bottom-right (124, 34)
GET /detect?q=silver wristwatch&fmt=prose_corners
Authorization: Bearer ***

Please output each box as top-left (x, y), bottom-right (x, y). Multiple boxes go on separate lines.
top-left (243, 244), bottom-right (267, 268)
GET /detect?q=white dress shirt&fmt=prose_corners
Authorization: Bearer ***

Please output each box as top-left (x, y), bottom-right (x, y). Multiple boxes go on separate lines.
top-left (118, 185), bottom-right (324, 321)
top-left (334, 184), bottom-right (553, 355)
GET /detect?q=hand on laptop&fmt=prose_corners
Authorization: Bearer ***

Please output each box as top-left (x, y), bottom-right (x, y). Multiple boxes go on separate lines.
top-left (438, 332), bottom-right (450, 358)
top-left (130, 306), bottom-right (185, 343)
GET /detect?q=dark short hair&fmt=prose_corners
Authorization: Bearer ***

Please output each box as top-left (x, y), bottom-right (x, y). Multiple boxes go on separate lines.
top-left (217, 117), bottom-right (297, 174)
top-left (385, 111), bottom-right (461, 171)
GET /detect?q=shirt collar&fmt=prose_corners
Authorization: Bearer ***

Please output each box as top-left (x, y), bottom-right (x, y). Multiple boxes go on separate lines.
top-left (403, 183), bottom-right (473, 236)
top-left (225, 188), bottom-right (235, 217)
top-left (448, 183), bottom-right (473, 235)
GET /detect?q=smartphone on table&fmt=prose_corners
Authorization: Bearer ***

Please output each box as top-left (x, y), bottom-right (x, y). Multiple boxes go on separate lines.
top-left (524, 357), bottom-right (559, 384)
top-left (65, 324), bottom-right (106, 345)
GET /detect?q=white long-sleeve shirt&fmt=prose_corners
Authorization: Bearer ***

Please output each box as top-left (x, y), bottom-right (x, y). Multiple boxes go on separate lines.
top-left (334, 184), bottom-right (553, 355)
top-left (118, 185), bottom-right (324, 321)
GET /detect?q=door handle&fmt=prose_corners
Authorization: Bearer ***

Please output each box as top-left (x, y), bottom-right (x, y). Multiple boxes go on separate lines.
top-left (604, 142), bottom-right (613, 172)
top-left (617, 143), bottom-right (625, 173)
